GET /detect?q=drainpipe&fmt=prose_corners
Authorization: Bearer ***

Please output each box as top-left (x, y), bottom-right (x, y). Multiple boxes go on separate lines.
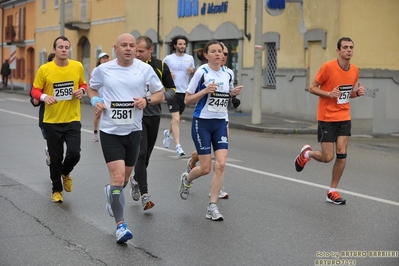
top-left (244, 0), bottom-right (251, 41)
top-left (157, 0), bottom-right (163, 45)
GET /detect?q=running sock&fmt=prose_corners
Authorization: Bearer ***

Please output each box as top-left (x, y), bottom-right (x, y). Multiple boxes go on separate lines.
top-left (110, 186), bottom-right (125, 223)
top-left (305, 151), bottom-right (310, 159)
top-left (328, 188), bottom-right (336, 193)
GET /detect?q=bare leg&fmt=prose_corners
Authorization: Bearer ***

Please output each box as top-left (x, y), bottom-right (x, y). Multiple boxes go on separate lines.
top-left (209, 149), bottom-right (227, 203)
top-left (330, 136), bottom-right (348, 188)
top-left (169, 112), bottom-right (181, 146)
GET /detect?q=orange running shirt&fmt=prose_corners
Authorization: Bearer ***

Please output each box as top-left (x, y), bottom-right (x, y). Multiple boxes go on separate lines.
top-left (315, 59), bottom-right (359, 122)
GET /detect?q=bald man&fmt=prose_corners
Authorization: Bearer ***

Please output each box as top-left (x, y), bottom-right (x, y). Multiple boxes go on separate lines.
top-left (87, 33), bottom-right (164, 243)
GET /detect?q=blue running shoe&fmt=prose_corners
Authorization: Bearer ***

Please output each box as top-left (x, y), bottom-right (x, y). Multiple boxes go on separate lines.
top-left (116, 223), bottom-right (133, 243)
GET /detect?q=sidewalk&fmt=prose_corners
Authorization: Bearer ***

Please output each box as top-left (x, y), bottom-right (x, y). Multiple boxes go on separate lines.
top-left (1, 86), bottom-right (317, 135)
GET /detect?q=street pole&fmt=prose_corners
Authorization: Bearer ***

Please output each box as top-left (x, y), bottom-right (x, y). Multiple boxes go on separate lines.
top-left (251, 0), bottom-right (263, 124)
top-left (60, 0), bottom-right (65, 36)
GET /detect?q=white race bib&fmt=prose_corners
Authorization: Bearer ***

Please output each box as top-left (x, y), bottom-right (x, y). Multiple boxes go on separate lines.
top-left (337, 85), bottom-right (352, 104)
top-left (53, 81), bottom-right (74, 101)
top-left (109, 101), bottom-right (135, 125)
top-left (208, 92), bottom-right (230, 112)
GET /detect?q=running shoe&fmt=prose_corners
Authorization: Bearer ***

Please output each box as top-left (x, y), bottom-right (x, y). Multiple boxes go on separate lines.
top-left (206, 203), bottom-right (224, 221)
top-left (141, 195), bottom-right (155, 211)
top-left (176, 145), bottom-right (185, 157)
top-left (209, 187), bottom-right (229, 199)
top-left (326, 191), bottom-right (346, 205)
top-left (93, 132), bottom-right (99, 142)
top-left (294, 144), bottom-right (312, 172)
top-left (130, 177), bottom-right (140, 201)
top-left (62, 174), bottom-right (73, 192)
top-left (186, 157), bottom-right (193, 173)
top-left (115, 223), bottom-right (133, 243)
top-left (44, 147), bottom-right (50, 166)
top-left (178, 172), bottom-right (191, 200)
top-left (104, 184), bottom-right (114, 217)
top-left (163, 129), bottom-right (172, 148)
top-left (52, 192), bottom-right (63, 203)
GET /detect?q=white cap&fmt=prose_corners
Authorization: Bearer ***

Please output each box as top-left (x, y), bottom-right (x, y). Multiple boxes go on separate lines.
top-left (98, 52), bottom-right (109, 60)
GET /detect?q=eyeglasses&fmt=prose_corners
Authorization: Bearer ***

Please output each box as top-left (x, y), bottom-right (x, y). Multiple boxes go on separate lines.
top-left (223, 53), bottom-right (228, 56)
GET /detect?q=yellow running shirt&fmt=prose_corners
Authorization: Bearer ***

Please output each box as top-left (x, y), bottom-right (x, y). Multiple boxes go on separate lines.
top-left (33, 60), bottom-right (86, 124)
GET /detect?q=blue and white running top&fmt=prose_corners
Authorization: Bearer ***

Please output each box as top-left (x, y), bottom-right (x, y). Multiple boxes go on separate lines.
top-left (186, 64), bottom-right (233, 120)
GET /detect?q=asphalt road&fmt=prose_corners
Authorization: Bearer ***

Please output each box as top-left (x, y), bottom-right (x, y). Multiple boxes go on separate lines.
top-left (1, 92), bottom-right (398, 266)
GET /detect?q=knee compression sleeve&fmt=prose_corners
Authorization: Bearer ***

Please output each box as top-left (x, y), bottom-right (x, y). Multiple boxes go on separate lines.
top-left (336, 153), bottom-right (347, 159)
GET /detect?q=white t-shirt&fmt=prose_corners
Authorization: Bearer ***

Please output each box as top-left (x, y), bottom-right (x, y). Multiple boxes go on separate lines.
top-left (186, 64), bottom-right (232, 120)
top-left (90, 59), bottom-right (163, 135)
top-left (163, 53), bottom-right (195, 93)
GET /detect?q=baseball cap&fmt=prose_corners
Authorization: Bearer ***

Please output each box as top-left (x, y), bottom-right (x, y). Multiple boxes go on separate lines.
top-left (98, 52), bottom-right (109, 60)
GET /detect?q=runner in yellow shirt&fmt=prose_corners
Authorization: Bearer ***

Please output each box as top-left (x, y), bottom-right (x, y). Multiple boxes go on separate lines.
top-left (31, 36), bottom-right (87, 203)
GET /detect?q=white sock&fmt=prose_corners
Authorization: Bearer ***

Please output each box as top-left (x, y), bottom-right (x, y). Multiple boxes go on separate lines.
top-left (329, 188), bottom-right (336, 193)
top-left (305, 151), bottom-right (310, 159)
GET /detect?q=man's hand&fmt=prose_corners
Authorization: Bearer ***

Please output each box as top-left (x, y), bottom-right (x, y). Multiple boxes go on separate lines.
top-left (72, 88), bottom-right (85, 99)
top-left (356, 82), bottom-right (365, 97)
top-left (133, 97), bottom-right (147, 110)
top-left (44, 96), bottom-right (57, 105)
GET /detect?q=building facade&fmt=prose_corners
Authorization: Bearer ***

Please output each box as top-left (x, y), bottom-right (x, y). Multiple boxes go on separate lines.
top-left (2, 0), bottom-right (398, 134)
top-left (125, 0), bottom-right (399, 135)
top-left (0, 0), bottom-right (35, 90)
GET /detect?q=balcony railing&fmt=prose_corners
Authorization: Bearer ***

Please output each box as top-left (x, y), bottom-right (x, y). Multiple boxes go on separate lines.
top-left (5, 25), bottom-right (26, 44)
top-left (64, 0), bottom-right (92, 30)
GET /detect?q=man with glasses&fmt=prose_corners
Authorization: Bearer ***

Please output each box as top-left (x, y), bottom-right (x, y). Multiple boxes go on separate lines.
top-left (163, 35), bottom-right (195, 157)
top-left (31, 36), bottom-right (87, 203)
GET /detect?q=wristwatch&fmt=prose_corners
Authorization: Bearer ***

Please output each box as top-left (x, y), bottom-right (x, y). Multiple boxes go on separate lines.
top-left (145, 97), bottom-right (151, 105)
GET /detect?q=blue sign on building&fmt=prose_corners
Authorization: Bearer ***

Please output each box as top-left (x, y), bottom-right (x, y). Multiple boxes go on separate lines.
top-left (177, 0), bottom-right (199, 18)
top-left (201, 1), bottom-right (228, 15)
top-left (178, 1), bottom-right (228, 18)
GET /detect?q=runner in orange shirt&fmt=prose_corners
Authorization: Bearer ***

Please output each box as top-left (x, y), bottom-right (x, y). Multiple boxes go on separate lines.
top-left (294, 37), bottom-right (365, 205)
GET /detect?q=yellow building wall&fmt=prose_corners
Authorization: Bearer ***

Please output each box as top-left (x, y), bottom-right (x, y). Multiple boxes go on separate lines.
top-left (35, 0), bottom-right (125, 72)
top-left (339, 0), bottom-right (399, 70)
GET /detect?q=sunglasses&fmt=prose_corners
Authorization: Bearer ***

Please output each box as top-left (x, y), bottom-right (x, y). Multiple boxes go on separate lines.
top-left (223, 53), bottom-right (228, 56)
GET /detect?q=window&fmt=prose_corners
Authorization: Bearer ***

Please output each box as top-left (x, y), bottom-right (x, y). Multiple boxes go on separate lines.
top-left (54, 0), bottom-right (59, 9)
top-left (264, 43), bottom-right (277, 87)
top-left (40, 50), bottom-right (48, 66)
top-left (42, 0), bottom-right (46, 12)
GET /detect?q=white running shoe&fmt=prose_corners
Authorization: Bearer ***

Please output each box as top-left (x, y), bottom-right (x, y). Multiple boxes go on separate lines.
top-left (163, 130), bottom-right (172, 148)
top-left (104, 184), bottom-right (114, 217)
top-left (93, 132), bottom-right (99, 142)
top-left (130, 177), bottom-right (140, 202)
top-left (209, 187), bottom-right (229, 199)
top-left (206, 204), bottom-right (224, 221)
top-left (178, 172), bottom-right (191, 200)
top-left (176, 145), bottom-right (185, 157)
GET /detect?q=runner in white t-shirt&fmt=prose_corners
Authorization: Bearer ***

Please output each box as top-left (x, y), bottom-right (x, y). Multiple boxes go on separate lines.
top-left (87, 33), bottom-right (164, 244)
top-left (178, 40), bottom-right (242, 222)
top-left (162, 35), bottom-right (195, 157)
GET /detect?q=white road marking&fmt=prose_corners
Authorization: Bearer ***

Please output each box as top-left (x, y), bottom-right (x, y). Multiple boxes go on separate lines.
top-left (2, 107), bottom-right (399, 207)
